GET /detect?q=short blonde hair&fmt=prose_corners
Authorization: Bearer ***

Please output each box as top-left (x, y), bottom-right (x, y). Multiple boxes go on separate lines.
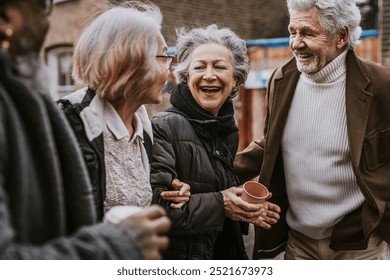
top-left (72, 1), bottom-right (163, 102)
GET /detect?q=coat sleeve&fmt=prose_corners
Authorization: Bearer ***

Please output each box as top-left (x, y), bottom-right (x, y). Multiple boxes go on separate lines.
top-left (150, 115), bottom-right (225, 235)
top-left (233, 67), bottom-right (279, 185)
top-left (233, 139), bottom-right (264, 184)
top-left (0, 104), bottom-right (142, 260)
top-left (0, 181), bottom-right (142, 259)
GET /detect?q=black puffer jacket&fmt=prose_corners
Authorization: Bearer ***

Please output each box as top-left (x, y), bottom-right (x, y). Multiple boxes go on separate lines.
top-left (150, 83), bottom-right (248, 260)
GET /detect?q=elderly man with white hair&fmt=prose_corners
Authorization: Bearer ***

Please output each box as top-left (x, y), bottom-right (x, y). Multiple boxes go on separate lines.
top-left (234, 0), bottom-right (390, 260)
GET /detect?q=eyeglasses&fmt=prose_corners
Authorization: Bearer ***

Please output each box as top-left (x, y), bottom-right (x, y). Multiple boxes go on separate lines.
top-left (156, 55), bottom-right (174, 69)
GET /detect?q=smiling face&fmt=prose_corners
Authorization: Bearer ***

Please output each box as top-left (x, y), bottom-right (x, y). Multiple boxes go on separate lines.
top-left (288, 8), bottom-right (346, 74)
top-left (187, 43), bottom-right (236, 116)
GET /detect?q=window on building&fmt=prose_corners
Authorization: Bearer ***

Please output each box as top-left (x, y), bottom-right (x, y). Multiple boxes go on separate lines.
top-left (46, 45), bottom-right (75, 100)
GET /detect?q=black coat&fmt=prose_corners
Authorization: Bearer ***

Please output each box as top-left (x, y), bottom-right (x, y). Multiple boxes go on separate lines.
top-left (150, 83), bottom-right (248, 260)
top-left (0, 51), bottom-right (142, 259)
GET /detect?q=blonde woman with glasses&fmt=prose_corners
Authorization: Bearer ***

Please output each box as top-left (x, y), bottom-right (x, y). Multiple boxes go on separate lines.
top-left (58, 1), bottom-right (189, 221)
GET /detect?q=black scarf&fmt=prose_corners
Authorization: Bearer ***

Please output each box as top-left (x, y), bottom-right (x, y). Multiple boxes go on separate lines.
top-left (168, 83), bottom-right (239, 175)
top-left (168, 83), bottom-right (238, 139)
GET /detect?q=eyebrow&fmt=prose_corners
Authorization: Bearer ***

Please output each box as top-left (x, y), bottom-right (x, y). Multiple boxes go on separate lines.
top-left (288, 24), bottom-right (317, 33)
top-left (194, 59), bottom-right (227, 63)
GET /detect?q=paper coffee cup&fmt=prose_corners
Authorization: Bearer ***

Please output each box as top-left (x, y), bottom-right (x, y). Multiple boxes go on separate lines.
top-left (103, 205), bottom-right (143, 224)
top-left (241, 181), bottom-right (269, 204)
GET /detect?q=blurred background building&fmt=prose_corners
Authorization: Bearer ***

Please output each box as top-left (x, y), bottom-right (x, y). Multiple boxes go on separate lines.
top-left (44, 0), bottom-right (386, 149)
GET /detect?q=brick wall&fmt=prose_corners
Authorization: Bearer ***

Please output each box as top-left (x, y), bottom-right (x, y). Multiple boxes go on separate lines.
top-left (381, 0), bottom-right (390, 66)
top-left (45, 0), bottom-right (381, 56)
top-left (44, 0), bottom-right (106, 48)
top-left (44, 0), bottom-right (289, 49)
top-left (152, 0), bottom-right (289, 45)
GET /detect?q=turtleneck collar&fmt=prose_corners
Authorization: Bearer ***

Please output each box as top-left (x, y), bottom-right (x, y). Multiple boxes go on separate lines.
top-left (302, 49), bottom-right (348, 84)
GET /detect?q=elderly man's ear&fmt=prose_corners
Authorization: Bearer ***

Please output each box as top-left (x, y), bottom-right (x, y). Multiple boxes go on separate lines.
top-left (337, 27), bottom-right (349, 49)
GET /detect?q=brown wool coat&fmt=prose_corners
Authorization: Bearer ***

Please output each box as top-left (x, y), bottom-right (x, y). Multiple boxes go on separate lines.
top-left (234, 50), bottom-right (390, 259)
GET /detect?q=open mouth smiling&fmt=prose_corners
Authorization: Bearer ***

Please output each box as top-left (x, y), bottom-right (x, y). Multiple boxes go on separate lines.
top-left (295, 50), bottom-right (314, 60)
top-left (200, 86), bottom-right (221, 93)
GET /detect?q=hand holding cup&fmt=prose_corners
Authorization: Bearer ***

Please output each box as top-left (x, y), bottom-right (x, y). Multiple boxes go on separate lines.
top-left (241, 181), bottom-right (269, 204)
top-left (240, 181), bottom-right (281, 229)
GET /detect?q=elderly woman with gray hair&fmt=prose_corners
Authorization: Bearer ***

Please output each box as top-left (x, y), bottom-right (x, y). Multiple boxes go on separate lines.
top-left (150, 24), bottom-right (280, 260)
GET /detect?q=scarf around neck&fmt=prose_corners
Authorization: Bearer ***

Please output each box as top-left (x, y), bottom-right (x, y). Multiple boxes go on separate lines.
top-left (168, 83), bottom-right (238, 138)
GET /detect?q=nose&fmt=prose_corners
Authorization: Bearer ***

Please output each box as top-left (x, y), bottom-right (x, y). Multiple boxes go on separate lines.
top-left (203, 66), bottom-right (216, 80)
top-left (290, 35), bottom-right (304, 51)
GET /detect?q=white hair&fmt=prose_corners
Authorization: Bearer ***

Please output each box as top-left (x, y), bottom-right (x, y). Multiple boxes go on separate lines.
top-left (287, 0), bottom-right (362, 49)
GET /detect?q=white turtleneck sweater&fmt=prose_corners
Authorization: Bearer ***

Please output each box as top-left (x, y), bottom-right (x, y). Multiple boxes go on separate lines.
top-left (281, 50), bottom-right (365, 239)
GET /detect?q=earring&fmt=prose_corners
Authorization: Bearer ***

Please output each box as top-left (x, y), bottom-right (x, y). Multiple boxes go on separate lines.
top-left (230, 84), bottom-right (240, 99)
top-left (0, 27), bottom-right (13, 52)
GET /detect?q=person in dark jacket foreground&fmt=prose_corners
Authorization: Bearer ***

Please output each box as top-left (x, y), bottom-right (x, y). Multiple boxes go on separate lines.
top-left (151, 24), bottom-right (281, 260)
top-left (0, 0), bottom-right (170, 259)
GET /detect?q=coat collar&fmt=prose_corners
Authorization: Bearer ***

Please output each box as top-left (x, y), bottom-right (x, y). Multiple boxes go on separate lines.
top-left (344, 50), bottom-right (372, 167)
top-left (61, 87), bottom-right (153, 143)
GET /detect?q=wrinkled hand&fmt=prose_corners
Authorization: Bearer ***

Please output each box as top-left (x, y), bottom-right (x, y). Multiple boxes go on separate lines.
top-left (160, 179), bottom-right (191, 209)
top-left (220, 187), bottom-right (266, 223)
top-left (118, 205), bottom-right (171, 260)
top-left (252, 193), bottom-right (281, 229)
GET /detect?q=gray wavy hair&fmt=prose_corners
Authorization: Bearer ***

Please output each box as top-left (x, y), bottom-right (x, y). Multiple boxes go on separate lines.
top-left (173, 24), bottom-right (249, 97)
top-left (287, 0), bottom-right (362, 49)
